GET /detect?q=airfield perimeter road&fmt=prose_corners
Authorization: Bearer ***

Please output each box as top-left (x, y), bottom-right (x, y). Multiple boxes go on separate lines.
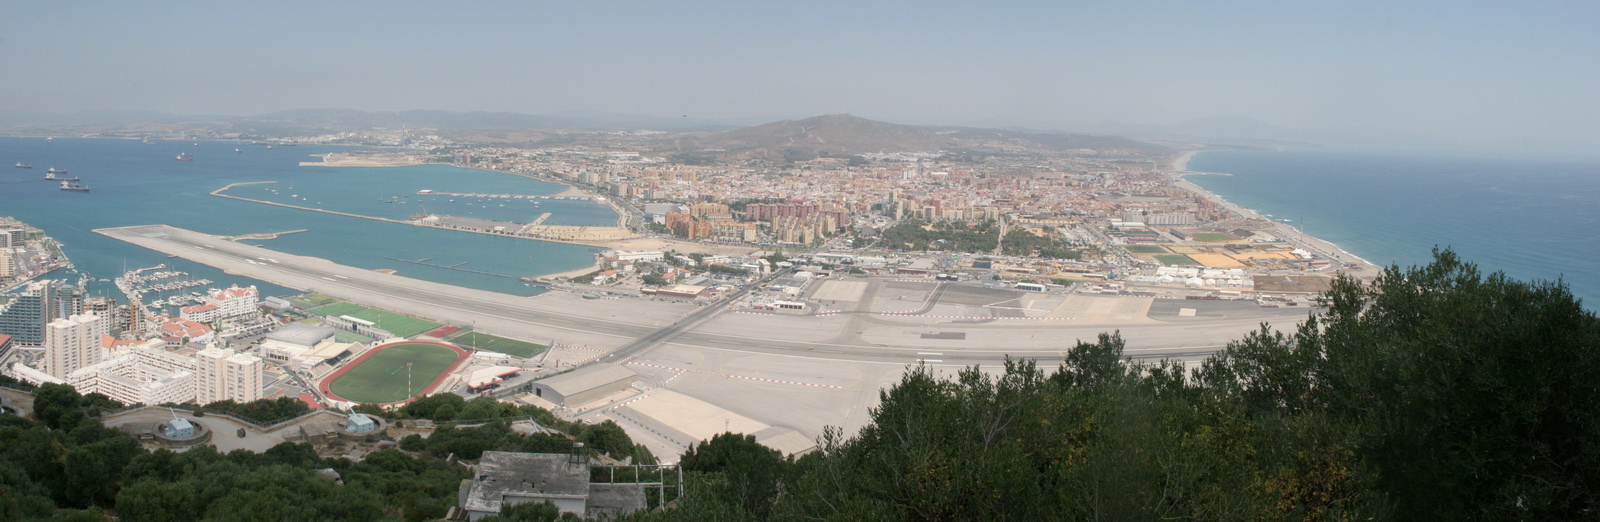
top-left (99, 225), bottom-right (1298, 366)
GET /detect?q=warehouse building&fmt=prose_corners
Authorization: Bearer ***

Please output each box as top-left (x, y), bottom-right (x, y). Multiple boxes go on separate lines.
top-left (527, 364), bottom-right (636, 407)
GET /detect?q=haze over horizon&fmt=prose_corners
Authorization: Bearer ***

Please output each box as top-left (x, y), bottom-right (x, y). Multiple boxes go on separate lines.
top-left (3, 2), bottom-right (1597, 151)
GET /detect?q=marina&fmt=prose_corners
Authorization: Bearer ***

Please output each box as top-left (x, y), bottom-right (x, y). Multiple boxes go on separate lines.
top-left (113, 264), bottom-right (214, 315)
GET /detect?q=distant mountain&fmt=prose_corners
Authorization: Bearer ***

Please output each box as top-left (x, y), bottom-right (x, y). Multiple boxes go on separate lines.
top-left (699, 114), bottom-right (945, 154)
top-left (239, 109), bottom-right (574, 131)
top-left (688, 114), bottom-right (1169, 159)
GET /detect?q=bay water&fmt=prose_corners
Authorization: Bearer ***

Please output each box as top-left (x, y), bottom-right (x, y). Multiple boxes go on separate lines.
top-left (0, 137), bottom-right (607, 303)
top-left (1187, 149), bottom-right (1600, 308)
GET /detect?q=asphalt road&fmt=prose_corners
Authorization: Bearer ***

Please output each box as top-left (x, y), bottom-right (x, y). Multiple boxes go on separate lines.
top-left (99, 225), bottom-right (1291, 366)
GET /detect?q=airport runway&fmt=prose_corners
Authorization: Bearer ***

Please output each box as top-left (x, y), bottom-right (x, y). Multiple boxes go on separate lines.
top-left (98, 225), bottom-right (1302, 366)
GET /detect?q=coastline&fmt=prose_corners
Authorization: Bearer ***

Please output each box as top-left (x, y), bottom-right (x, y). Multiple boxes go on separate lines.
top-left (1171, 151), bottom-right (1382, 281)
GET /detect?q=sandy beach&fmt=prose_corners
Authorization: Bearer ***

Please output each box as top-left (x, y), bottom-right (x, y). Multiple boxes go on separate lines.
top-left (1170, 151), bottom-right (1382, 281)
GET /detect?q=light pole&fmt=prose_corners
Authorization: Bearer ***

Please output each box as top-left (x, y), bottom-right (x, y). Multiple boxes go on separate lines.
top-left (407, 362), bottom-right (414, 397)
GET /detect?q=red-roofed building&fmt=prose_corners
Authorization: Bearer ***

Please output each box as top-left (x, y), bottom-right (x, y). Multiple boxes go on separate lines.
top-left (204, 284), bottom-right (259, 319)
top-left (155, 318), bottom-right (214, 346)
top-left (180, 303), bottom-right (219, 323)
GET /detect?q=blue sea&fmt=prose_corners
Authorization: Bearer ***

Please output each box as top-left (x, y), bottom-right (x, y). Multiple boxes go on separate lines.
top-left (0, 137), bottom-right (608, 303)
top-left (1187, 149), bottom-right (1600, 308)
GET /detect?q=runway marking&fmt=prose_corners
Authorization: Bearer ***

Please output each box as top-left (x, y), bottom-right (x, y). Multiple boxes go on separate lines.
top-left (626, 361), bottom-right (843, 389)
top-left (610, 391), bottom-right (656, 411)
top-left (917, 352), bottom-right (943, 355)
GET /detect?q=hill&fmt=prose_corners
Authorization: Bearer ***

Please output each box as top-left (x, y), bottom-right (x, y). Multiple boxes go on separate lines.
top-left (687, 114), bottom-right (1170, 160)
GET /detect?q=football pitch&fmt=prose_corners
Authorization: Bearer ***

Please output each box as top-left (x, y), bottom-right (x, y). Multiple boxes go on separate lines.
top-left (448, 332), bottom-right (548, 358)
top-left (327, 343), bottom-right (461, 404)
top-left (1155, 254), bottom-right (1203, 266)
top-left (305, 302), bottom-right (442, 338)
top-left (1190, 232), bottom-right (1236, 242)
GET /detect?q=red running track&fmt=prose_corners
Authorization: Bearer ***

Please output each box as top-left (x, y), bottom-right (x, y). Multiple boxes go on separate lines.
top-left (317, 341), bottom-right (472, 406)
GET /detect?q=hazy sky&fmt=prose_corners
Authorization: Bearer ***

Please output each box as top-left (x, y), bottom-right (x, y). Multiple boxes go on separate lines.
top-left (3, 2), bottom-right (1597, 147)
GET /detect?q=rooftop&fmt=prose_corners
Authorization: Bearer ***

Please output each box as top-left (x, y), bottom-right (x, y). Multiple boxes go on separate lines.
top-left (463, 451), bottom-right (590, 514)
top-left (532, 364), bottom-right (636, 396)
top-left (262, 323), bottom-right (335, 347)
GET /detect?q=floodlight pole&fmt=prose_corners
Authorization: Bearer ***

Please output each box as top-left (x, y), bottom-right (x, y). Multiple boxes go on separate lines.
top-left (407, 362), bottom-right (414, 397)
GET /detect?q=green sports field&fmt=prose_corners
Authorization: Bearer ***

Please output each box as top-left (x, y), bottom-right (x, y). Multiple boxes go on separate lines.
top-left (1125, 245), bottom-right (1169, 254)
top-left (327, 343), bottom-right (460, 404)
top-left (447, 332), bottom-right (548, 358)
top-left (1190, 232), bottom-right (1236, 242)
top-left (305, 303), bottom-right (442, 338)
top-left (1155, 254), bottom-right (1202, 266)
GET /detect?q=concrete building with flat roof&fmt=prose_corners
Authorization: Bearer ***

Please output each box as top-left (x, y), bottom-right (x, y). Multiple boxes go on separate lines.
top-left (528, 364), bottom-right (636, 407)
top-left (67, 353), bottom-right (196, 407)
top-left (259, 324), bottom-right (336, 365)
top-left (195, 347), bottom-right (263, 404)
top-left (458, 451), bottom-right (591, 519)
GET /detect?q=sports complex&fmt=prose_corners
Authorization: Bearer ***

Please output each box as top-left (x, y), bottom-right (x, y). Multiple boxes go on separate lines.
top-left (319, 341), bottom-right (471, 405)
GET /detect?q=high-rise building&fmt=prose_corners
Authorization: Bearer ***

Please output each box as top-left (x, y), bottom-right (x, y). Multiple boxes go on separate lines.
top-left (0, 247), bottom-right (13, 278)
top-left (41, 313), bottom-right (103, 378)
top-left (0, 227), bottom-right (26, 249)
top-left (0, 280), bottom-right (56, 346)
top-left (84, 297), bottom-right (118, 335)
top-left (194, 347), bottom-right (263, 404)
top-left (54, 284), bottom-right (84, 320)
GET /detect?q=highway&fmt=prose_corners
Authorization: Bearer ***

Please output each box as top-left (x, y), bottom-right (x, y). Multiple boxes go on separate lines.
top-left (604, 270), bottom-right (779, 363)
top-left (98, 225), bottom-right (1286, 366)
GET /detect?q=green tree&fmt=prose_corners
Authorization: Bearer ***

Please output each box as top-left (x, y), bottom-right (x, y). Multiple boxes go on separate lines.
top-left (679, 432), bottom-right (790, 518)
top-left (480, 500), bottom-right (580, 521)
top-left (579, 420), bottom-right (636, 459)
top-left (0, 460), bottom-right (55, 519)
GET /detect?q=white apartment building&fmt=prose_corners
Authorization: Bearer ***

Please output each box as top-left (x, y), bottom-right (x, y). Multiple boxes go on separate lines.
top-left (195, 347), bottom-right (264, 404)
top-left (41, 313), bottom-right (104, 378)
top-left (57, 342), bottom-right (264, 407)
top-left (204, 284), bottom-right (259, 319)
top-left (67, 353), bottom-right (195, 407)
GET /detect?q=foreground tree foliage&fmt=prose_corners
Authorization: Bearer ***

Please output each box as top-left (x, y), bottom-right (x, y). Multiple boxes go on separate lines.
top-left (1, 385), bottom-right (652, 519)
top-left (652, 250), bottom-right (1599, 520)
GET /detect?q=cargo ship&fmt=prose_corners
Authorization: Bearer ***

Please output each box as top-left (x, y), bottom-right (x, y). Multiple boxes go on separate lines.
top-left (175, 152), bottom-right (194, 162)
top-left (44, 171), bottom-right (80, 182)
top-left (59, 180), bottom-right (89, 192)
top-left (14, 162), bottom-right (31, 169)
top-left (47, 167), bottom-right (66, 174)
